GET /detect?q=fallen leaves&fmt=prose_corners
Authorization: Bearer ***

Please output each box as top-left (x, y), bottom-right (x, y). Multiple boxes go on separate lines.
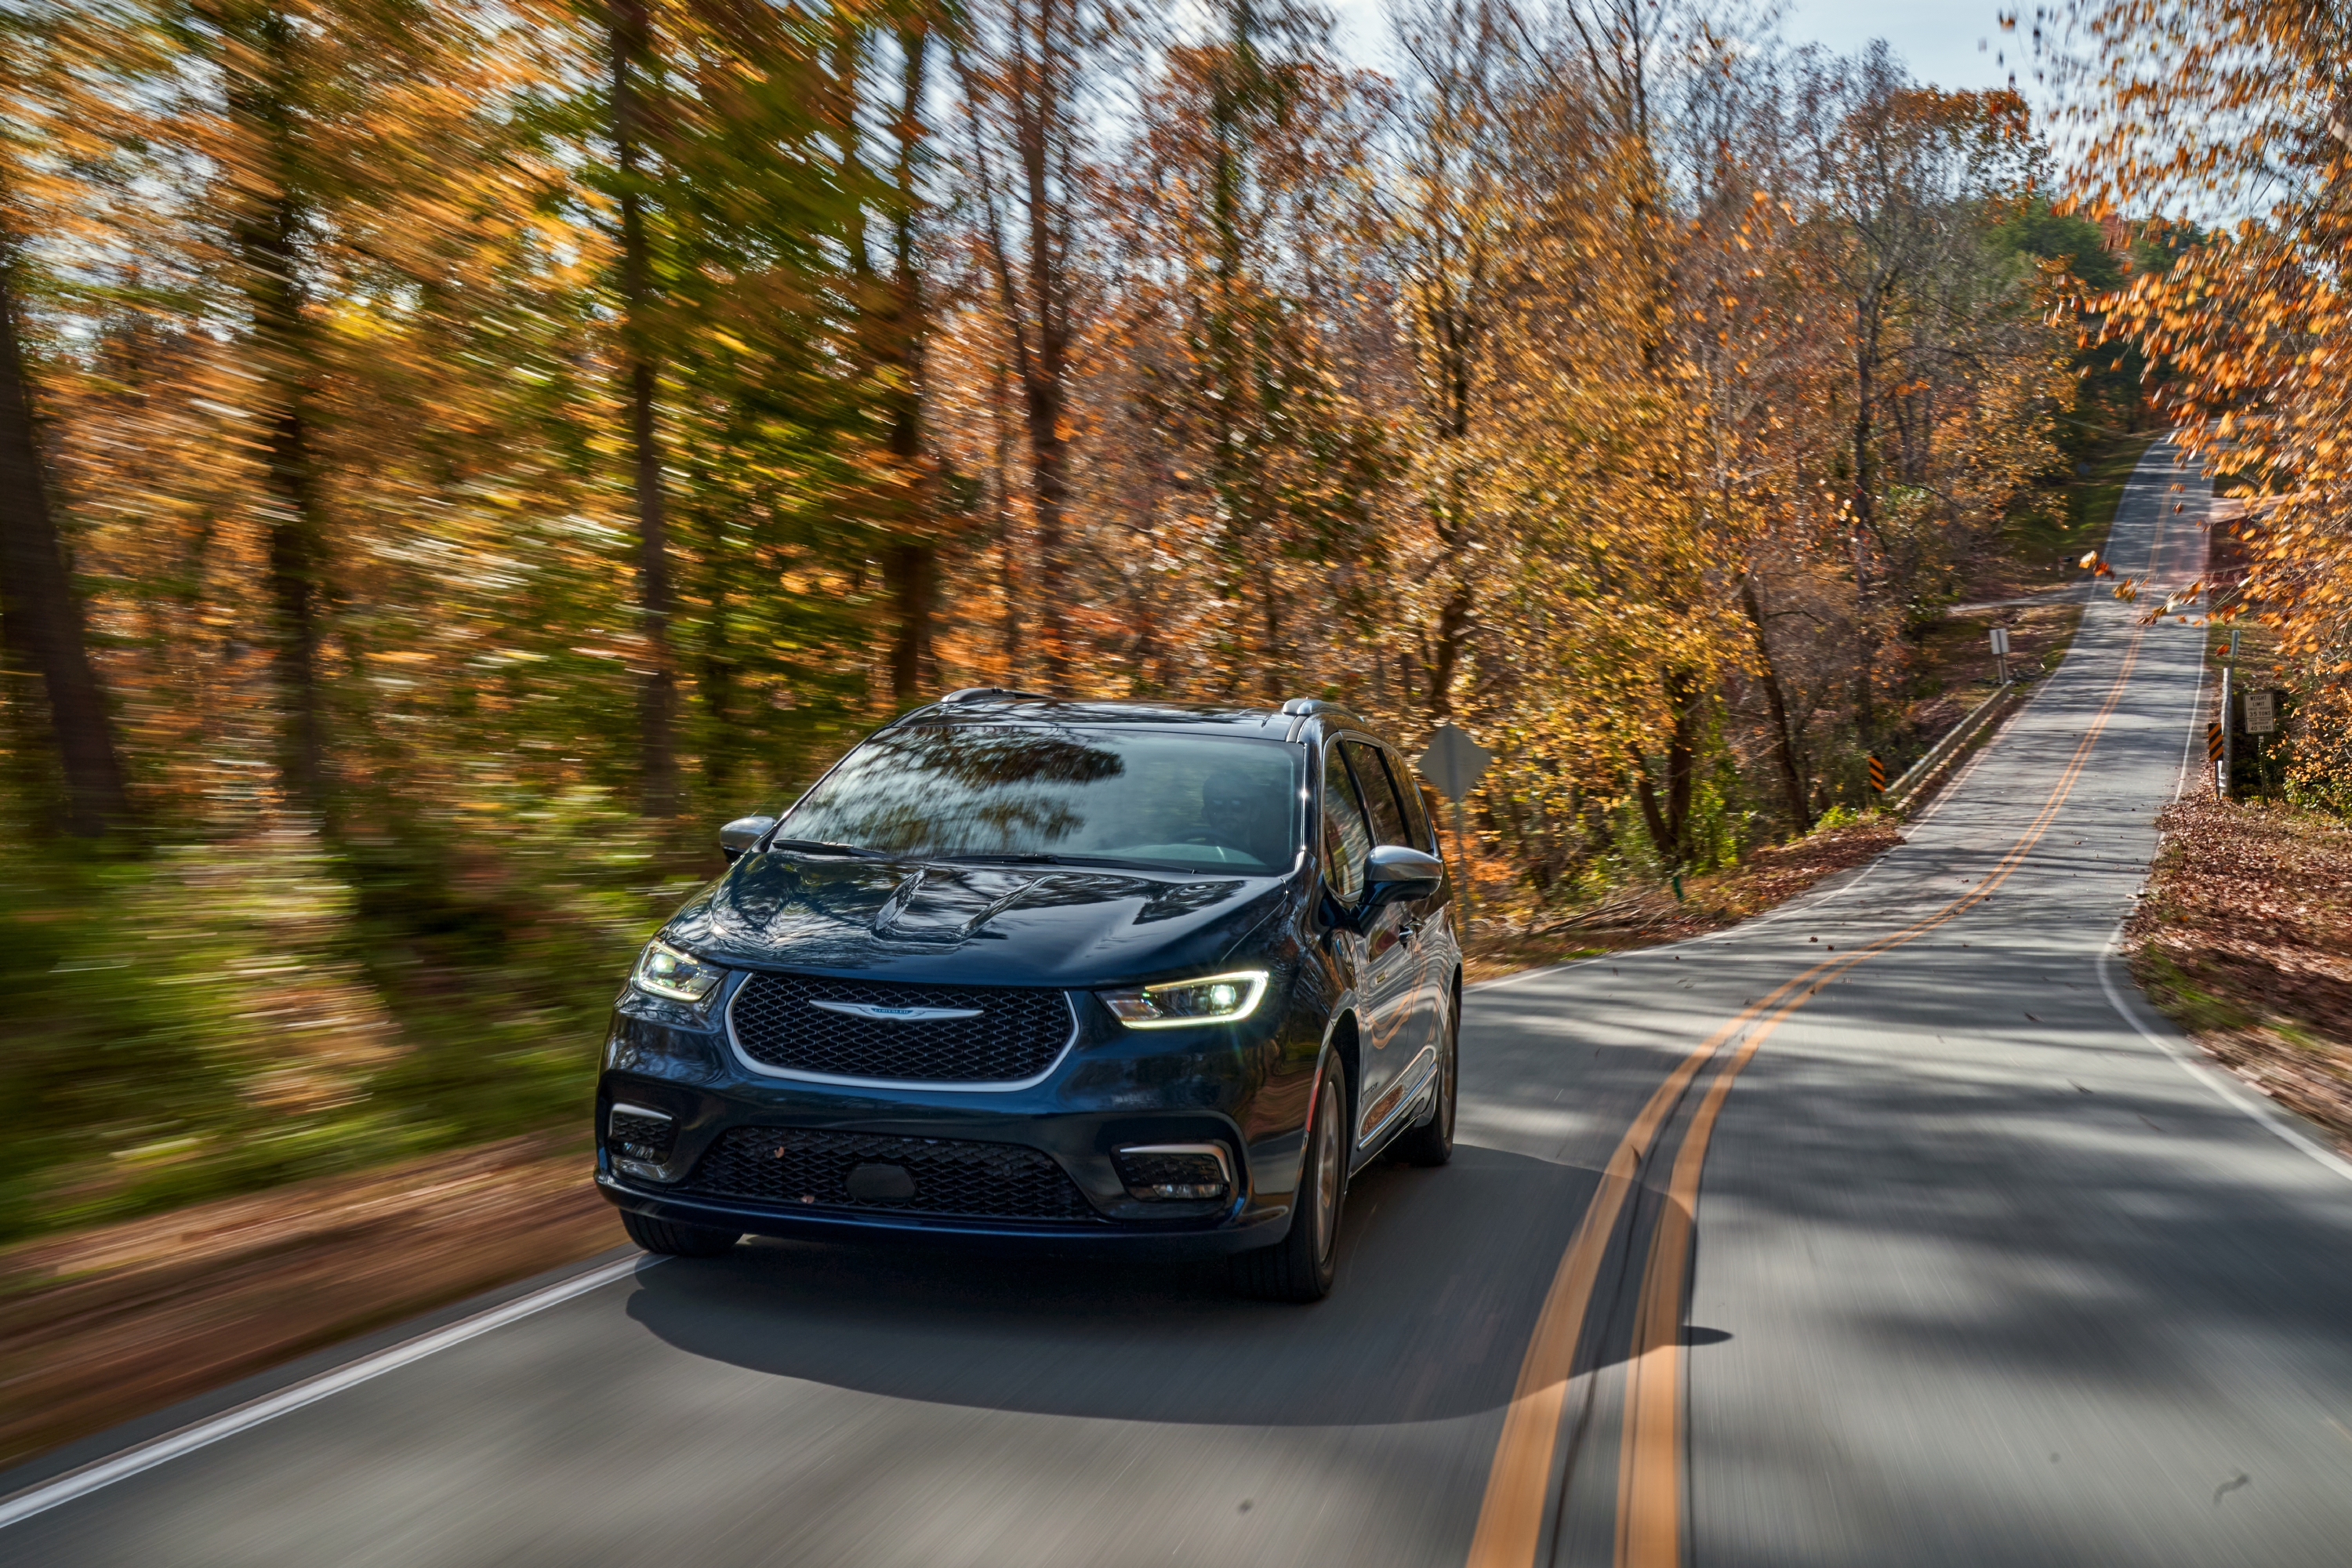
top-left (2128, 796), bottom-right (2352, 1156)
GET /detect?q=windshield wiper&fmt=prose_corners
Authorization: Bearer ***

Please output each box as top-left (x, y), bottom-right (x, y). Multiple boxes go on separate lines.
top-left (932, 851), bottom-right (1065, 864)
top-left (767, 837), bottom-right (885, 858)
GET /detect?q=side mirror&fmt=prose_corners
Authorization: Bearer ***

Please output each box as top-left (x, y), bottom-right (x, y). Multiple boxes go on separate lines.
top-left (1364, 844), bottom-right (1444, 907)
top-left (718, 814), bottom-right (779, 865)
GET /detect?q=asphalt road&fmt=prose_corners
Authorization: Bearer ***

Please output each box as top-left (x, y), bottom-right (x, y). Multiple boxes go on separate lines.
top-left (7, 441), bottom-right (2350, 1567)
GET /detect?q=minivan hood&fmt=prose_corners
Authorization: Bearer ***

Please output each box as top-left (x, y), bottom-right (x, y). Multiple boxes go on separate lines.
top-left (663, 850), bottom-right (1294, 986)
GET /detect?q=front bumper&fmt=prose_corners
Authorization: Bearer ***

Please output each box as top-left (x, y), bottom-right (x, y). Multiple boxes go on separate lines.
top-left (591, 973), bottom-right (1318, 1254)
top-left (596, 1167), bottom-right (1292, 1255)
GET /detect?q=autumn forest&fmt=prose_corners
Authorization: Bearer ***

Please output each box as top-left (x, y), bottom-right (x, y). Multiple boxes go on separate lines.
top-left (1, 0), bottom-right (2343, 1232)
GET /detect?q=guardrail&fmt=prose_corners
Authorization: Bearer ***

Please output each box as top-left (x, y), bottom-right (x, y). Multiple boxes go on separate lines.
top-left (1883, 677), bottom-right (2034, 808)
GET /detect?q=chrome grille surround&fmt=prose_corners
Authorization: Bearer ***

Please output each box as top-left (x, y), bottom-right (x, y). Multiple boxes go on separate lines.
top-left (723, 971), bottom-right (1081, 1091)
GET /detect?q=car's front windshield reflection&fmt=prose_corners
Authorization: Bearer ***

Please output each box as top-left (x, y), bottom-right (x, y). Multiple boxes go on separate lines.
top-left (779, 726), bottom-right (1303, 873)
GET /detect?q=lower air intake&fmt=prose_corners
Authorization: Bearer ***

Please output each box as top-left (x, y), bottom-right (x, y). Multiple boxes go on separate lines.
top-left (607, 1105), bottom-right (676, 1163)
top-left (686, 1127), bottom-right (1102, 1223)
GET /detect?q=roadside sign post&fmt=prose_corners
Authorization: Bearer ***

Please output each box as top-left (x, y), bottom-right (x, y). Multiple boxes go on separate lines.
top-left (2218, 628), bottom-right (2240, 798)
top-left (1417, 722), bottom-right (1492, 920)
top-left (2245, 689), bottom-right (2277, 735)
top-left (2245, 688), bottom-right (2278, 799)
top-left (1989, 625), bottom-right (2011, 686)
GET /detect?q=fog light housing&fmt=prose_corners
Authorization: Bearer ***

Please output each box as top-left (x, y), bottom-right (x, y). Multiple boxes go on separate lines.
top-left (1112, 1142), bottom-right (1232, 1201)
top-left (608, 1103), bottom-right (677, 1180)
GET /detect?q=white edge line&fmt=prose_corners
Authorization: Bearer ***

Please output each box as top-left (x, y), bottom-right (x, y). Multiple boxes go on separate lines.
top-left (2096, 924), bottom-right (2352, 1186)
top-left (2174, 651), bottom-right (2208, 803)
top-left (2174, 604), bottom-right (2210, 803)
top-left (0, 1252), bottom-right (656, 1533)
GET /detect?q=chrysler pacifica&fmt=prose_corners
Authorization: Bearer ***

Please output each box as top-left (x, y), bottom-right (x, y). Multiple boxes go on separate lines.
top-left (593, 691), bottom-right (1459, 1301)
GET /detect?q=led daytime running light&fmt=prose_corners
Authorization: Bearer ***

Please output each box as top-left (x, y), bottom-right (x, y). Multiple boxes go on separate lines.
top-left (1098, 969), bottom-right (1269, 1029)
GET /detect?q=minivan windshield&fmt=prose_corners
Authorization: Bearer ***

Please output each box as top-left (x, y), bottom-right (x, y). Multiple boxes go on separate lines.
top-left (778, 725), bottom-right (1303, 873)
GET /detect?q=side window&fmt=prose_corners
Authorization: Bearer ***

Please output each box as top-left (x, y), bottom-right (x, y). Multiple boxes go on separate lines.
top-left (1384, 751), bottom-right (1436, 851)
top-left (1321, 746), bottom-right (1373, 901)
top-left (1416, 781), bottom-right (1447, 855)
top-left (1343, 740), bottom-right (1413, 848)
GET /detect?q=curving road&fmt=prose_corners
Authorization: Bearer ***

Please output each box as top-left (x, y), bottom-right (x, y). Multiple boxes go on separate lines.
top-left (6, 441), bottom-right (2350, 1567)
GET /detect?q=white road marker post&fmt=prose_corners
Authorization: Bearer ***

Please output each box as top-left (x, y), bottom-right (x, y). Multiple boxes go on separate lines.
top-left (1418, 722), bottom-right (1493, 922)
top-left (1989, 623), bottom-right (2011, 686)
top-left (2218, 627), bottom-right (2239, 798)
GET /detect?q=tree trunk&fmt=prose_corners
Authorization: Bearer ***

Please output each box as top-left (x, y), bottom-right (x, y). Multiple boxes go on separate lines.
top-left (1851, 299), bottom-right (1878, 535)
top-left (1258, 564), bottom-right (1282, 702)
top-left (1663, 666), bottom-right (1697, 864)
top-left (223, 5), bottom-right (327, 816)
top-left (1632, 758), bottom-right (1673, 867)
top-left (696, 480), bottom-right (733, 799)
top-left (0, 259), bottom-right (132, 836)
top-left (1015, 9), bottom-right (1072, 691)
top-left (953, 16), bottom-right (1073, 692)
top-left (879, 18), bottom-right (936, 707)
top-left (1426, 576), bottom-right (1474, 720)
top-left (992, 373), bottom-right (1022, 681)
top-left (1022, 344), bottom-right (1071, 689)
top-left (1850, 298), bottom-right (1881, 744)
top-left (609, 0), bottom-right (677, 817)
top-left (1740, 575), bottom-right (1811, 834)
top-left (884, 540), bottom-right (935, 703)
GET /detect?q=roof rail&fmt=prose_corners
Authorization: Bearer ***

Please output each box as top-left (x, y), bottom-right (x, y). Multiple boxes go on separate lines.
top-left (1279, 697), bottom-right (1370, 742)
top-left (938, 686), bottom-right (1054, 705)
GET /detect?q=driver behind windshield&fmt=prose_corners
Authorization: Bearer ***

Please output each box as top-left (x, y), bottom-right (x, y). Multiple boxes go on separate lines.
top-left (1200, 768), bottom-right (1286, 868)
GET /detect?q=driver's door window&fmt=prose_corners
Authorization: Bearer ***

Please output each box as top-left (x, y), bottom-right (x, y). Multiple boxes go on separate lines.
top-left (1342, 740), bottom-right (1414, 847)
top-left (1321, 746), bottom-right (1372, 901)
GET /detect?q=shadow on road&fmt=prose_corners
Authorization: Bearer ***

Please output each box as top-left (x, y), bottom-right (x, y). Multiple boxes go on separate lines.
top-left (623, 1143), bottom-right (1597, 1427)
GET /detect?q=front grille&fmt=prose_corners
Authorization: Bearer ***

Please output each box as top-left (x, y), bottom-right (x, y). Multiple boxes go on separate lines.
top-left (685, 1127), bottom-right (1102, 1223)
top-left (728, 973), bottom-right (1075, 1083)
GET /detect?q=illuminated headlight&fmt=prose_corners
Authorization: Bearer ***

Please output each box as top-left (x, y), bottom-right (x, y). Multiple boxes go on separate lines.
top-left (1097, 969), bottom-right (1268, 1029)
top-left (632, 938), bottom-right (723, 1004)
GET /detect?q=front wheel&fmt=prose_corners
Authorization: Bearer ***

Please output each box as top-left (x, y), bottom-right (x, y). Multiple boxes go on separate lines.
top-left (1232, 1056), bottom-right (1349, 1302)
top-left (621, 1208), bottom-right (740, 1258)
top-left (1392, 998), bottom-right (1457, 1167)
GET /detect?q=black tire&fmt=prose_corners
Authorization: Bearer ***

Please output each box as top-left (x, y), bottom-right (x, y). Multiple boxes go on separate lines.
top-left (621, 1207), bottom-right (740, 1258)
top-left (1232, 1055), bottom-right (1349, 1302)
top-left (1392, 993), bottom-right (1457, 1168)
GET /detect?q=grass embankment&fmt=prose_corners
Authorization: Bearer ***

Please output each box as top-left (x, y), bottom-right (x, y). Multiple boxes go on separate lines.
top-left (2129, 797), bottom-right (2352, 1157)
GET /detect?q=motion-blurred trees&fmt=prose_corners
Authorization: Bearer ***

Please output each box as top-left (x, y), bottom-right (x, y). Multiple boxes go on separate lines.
top-left (0, 12), bottom-right (132, 837)
top-left (0, 0), bottom-right (2092, 863)
top-left (0, 0), bottom-right (2159, 1229)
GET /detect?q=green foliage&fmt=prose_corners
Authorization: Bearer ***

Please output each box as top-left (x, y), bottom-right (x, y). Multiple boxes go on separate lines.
top-left (1810, 802), bottom-right (1871, 831)
top-left (0, 797), bottom-right (700, 1243)
top-left (1994, 198), bottom-right (2147, 462)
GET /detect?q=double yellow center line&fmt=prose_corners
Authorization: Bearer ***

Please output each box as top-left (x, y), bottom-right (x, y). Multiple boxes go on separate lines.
top-left (1466, 621), bottom-right (2149, 1568)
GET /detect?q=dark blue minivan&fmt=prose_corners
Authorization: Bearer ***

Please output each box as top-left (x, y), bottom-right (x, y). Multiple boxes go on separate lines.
top-left (593, 692), bottom-right (1459, 1300)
